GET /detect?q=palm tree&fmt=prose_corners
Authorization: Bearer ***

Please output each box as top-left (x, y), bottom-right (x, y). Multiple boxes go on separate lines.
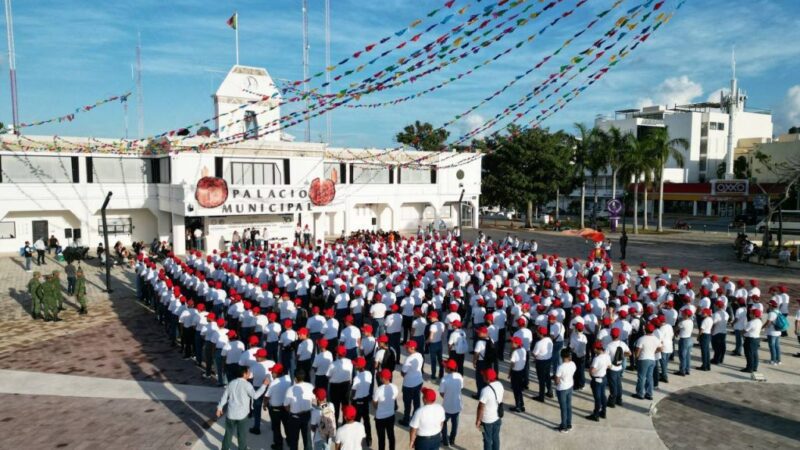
top-left (606, 126), bottom-right (628, 199)
top-left (573, 123), bottom-right (594, 229)
top-left (620, 132), bottom-right (651, 234)
top-left (586, 128), bottom-right (611, 227)
top-left (648, 128), bottom-right (689, 232)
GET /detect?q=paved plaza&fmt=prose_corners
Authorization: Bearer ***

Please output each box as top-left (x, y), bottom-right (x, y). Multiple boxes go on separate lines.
top-left (0, 229), bottom-right (798, 450)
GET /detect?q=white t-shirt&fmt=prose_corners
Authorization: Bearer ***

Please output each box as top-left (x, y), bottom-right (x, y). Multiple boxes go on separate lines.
top-left (590, 353), bottom-right (612, 379)
top-left (532, 337), bottom-right (553, 361)
top-left (428, 321), bottom-right (446, 343)
top-left (555, 360), bottom-right (576, 391)
top-left (479, 381), bottom-right (504, 424)
top-left (606, 341), bottom-right (630, 371)
top-left (372, 383), bottom-right (399, 420)
top-left (283, 382), bottom-right (314, 413)
top-left (409, 404), bottom-right (446, 437)
top-left (402, 352), bottom-right (424, 387)
top-left (439, 373), bottom-right (464, 414)
top-left (351, 371), bottom-right (373, 400)
top-left (510, 347), bottom-right (527, 371)
top-left (635, 335), bottom-right (660, 361)
top-left (766, 311), bottom-right (782, 337)
top-left (745, 318), bottom-right (763, 338)
top-left (335, 422), bottom-right (366, 450)
top-left (678, 319), bottom-right (694, 338)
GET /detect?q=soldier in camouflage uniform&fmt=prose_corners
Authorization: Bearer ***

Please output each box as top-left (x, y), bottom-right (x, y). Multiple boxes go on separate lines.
top-left (38, 274), bottom-right (61, 322)
top-left (75, 269), bottom-right (88, 315)
top-left (27, 271), bottom-right (42, 320)
top-left (51, 270), bottom-right (65, 311)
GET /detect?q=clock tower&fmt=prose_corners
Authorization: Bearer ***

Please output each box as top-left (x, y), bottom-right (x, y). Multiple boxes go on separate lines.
top-left (213, 65), bottom-right (283, 142)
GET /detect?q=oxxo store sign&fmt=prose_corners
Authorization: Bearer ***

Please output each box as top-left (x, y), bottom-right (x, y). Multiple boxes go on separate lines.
top-left (711, 179), bottom-right (749, 196)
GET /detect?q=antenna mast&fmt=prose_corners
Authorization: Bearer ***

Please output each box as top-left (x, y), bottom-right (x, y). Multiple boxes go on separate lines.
top-left (325, 0), bottom-right (331, 144)
top-left (724, 46), bottom-right (738, 180)
top-left (4, 0), bottom-right (19, 134)
top-left (136, 32), bottom-right (144, 139)
top-left (302, 0), bottom-right (311, 142)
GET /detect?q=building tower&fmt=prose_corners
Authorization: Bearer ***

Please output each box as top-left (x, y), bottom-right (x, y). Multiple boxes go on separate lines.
top-left (722, 47), bottom-right (746, 180)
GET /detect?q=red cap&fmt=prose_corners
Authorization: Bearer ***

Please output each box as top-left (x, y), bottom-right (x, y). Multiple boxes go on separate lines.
top-left (318, 338), bottom-right (329, 349)
top-left (752, 309), bottom-right (762, 318)
top-left (255, 348), bottom-right (267, 358)
top-left (538, 326), bottom-right (548, 336)
top-left (405, 340), bottom-right (418, 349)
top-left (354, 357), bottom-right (367, 369)
top-left (482, 368), bottom-right (497, 382)
top-left (362, 324), bottom-right (373, 334)
top-left (452, 320), bottom-right (462, 328)
top-left (227, 330), bottom-right (237, 339)
top-left (646, 323), bottom-right (656, 333)
top-left (298, 327), bottom-right (309, 336)
top-left (610, 328), bottom-right (621, 339)
top-left (511, 336), bottom-right (523, 347)
top-left (249, 335), bottom-right (260, 345)
top-left (343, 405), bottom-right (357, 421)
top-left (594, 341), bottom-right (604, 350)
top-left (270, 363), bottom-right (284, 374)
top-left (380, 368), bottom-right (392, 380)
top-left (336, 345), bottom-right (347, 357)
top-left (575, 322), bottom-right (585, 331)
top-left (476, 326), bottom-right (488, 335)
top-left (422, 387), bottom-right (437, 403)
top-left (445, 359), bottom-right (458, 371)
top-left (377, 335), bottom-right (389, 344)
top-left (314, 387), bottom-right (327, 402)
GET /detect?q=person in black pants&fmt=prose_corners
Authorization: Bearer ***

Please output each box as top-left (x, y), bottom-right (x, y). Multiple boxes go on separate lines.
top-left (284, 369), bottom-right (313, 450)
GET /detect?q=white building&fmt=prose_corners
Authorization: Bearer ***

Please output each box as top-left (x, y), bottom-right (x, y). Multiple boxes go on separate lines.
top-left (0, 65), bottom-right (482, 255)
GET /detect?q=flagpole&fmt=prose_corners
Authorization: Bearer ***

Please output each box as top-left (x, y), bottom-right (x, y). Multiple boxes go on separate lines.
top-left (235, 11), bottom-right (239, 65)
top-left (4, 0), bottom-right (20, 134)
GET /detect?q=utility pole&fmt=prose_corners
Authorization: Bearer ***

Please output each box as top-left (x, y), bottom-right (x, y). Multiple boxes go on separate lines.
top-left (4, 0), bottom-right (19, 134)
top-left (302, 0), bottom-right (311, 142)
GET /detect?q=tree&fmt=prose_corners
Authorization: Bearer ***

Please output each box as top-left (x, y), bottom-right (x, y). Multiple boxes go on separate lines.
top-left (648, 128), bottom-right (689, 232)
top-left (716, 155), bottom-right (751, 179)
top-left (752, 153), bottom-right (800, 251)
top-left (789, 126), bottom-right (799, 134)
top-left (396, 121), bottom-right (449, 151)
top-left (481, 126), bottom-right (575, 228)
top-left (604, 126), bottom-right (628, 199)
top-left (619, 132), bottom-right (651, 234)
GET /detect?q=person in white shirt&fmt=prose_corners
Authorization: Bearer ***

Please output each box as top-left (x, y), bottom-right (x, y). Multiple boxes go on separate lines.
top-left (409, 387), bottom-right (445, 449)
top-left (676, 310), bottom-right (694, 376)
top-left (569, 323), bottom-right (588, 390)
top-left (335, 405), bottom-right (366, 450)
top-left (694, 307), bottom-right (712, 372)
top-left (765, 300), bottom-right (783, 365)
top-left (606, 328), bottom-right (630, 407)
top-left (656, 317), bottom-right (674, 384)
top-left (283, 369), bottom-right (315, 450)
top-left (732, 298), bottom-right (748, 356)
top-left (312, 338), bottom-right (333, 391)
top-left (447, 320), bottom-right (468, 375)
top-left (633, 324), bottom-right (662, 400)
top-left (400, 340), bottom-right (424, 426)
top-left (439, 359), bottom-right (463, 447)
top-left (372, 368), bottom-right (398, 450)
top-left (248, 348), bottom-right (273, 435)
top-left (350, 357), bottom-right (373, 448)
top-left (328, 346), bottom-right (353, 424)
top-left (310, 388), bottom-right (336, 450)
top-left (554, 349), bottom-right (576, 432)
top-left (265, 364), bottom-right (292, 449)
top-left (508, 337), bottom-right (528, 412)
top-left (588, 341), bottom-right (611, 421)
top-left (532, 326), bottom-right (553, 402)
top-left (476, 368), bottom-right (504, 450)
top-left (743, 309), bottom-right (763, 373)
top-left (426, 312), bottom-right (446, 380)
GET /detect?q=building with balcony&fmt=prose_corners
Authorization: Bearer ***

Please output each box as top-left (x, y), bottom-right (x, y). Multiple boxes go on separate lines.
top-left (0, 65), bottom-right (482, 255)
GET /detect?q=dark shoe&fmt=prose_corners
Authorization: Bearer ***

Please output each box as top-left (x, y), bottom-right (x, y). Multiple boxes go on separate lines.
top-left (399, 420), bottom-right (409, 427)
top-left (546, 391), bottom-right (554, 398)
top-left (739, 368), bottom-right (751, 373)
top-left (554, 426), bottom-right (564, 432)
top-left (599, 411), bottom-right (606, 419)
top-left (249, 428), bottom-right (260, 435)
top-left (631, 394), bottom-right (645, 400)
top-left (674, 371), bottom-right (685, 376)
top-left (645, 395), bottom-right (653, 400)
top-left (586, 414), bottom-right (599, 422)
top-left (510, 406), bottom-right (521, 412)
top-left (616, 400), bottom-right (623, 406)
top-left (533, 396), bottom-right (545, 403)
top-left (607, 402), bottom-right (615, 408)
top-left (659, 377), bottom-right (669, 383)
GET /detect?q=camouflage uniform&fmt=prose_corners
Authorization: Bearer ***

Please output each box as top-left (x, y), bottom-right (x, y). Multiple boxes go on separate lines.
top-left (76, 270), bottom-right (88, 314)
top-left (27, 272), bottom-right (42, 319)
top-left (51, 271), bottom-right (64, 311)
top-left (38, 275), bottom-right (60, 321)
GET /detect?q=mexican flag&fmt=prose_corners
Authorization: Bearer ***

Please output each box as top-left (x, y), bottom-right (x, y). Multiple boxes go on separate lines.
top-left (226, 12), bottom-right (238, 30)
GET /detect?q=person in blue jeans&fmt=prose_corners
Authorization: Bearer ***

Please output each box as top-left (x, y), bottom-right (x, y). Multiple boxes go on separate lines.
top-left (554, 349), bottom-right (575, 432)
top-left (766, 302), bottom-right (782, 364)
top-left (426, 312), bottom-right (445, 379)
top-left (633, 324), bottom-right (661, 400)
top-left (697, 308), bottom-right (713, 371)
top-left (676, 310), bottom-right (694, 376)
top-left (476, 368), bottom-right (503, 450)
top-left (587, 341), bottom-right (611, 421)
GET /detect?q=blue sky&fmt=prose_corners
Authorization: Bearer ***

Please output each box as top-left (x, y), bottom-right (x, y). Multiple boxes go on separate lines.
top-left (1, 0), bottom-right (799, 147)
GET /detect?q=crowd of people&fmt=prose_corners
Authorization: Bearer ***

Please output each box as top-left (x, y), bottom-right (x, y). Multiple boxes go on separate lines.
top-left (131, 229), bottom-right (797, 450)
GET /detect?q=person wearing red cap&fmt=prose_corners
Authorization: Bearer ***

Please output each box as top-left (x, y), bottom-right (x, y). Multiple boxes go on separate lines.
top-left (284, 368), bottom-right (315, 450)
top-left (385, 304), bottom-right (403, 357)
top-left (216, 365), bottom-right (269, 450)
top-left (606, 327), bottom-right (630, 407)
top-left (309, 387), bottom-right (336, 449)
top-left (223, 331), bottom-right (246, 384)
top-left (334, 405), bottom-right (366, 450)
top-left (279, 321), bottom-right (298, 376)
top-left (409, 387), bottom-right (445, 450)
top-left (569, 323), bottom-right (588, 391)
top-left (587, 341), bottom-right (611, 421)
top-left (532, 326), bottom-right (553, 402)
top-left (311, 338), bottom-right (333, 391)
top-left (400, 340), bottom-right (424, 426)
top-left (351, 357), bottom-right (373, 447)
top-left (372, 368), bottom-right (398, 450)
top-left (375, 334), bottom-right (397, 375)
top-left (742, 308), bottom-right (764, 373)
top-left (508, 336), bottom-right (527, 412)
top-left (295, 328), bottom-right (314, 378)
top-left (448, 320), bottom-right (468, 375)
top-left (341, 316), bottom-right (362, 360)
top-left (248, 348), bottom-right (274, 434)
top-left (732, 298), bottom-right (748, 356)
top-left (439, 359), bottom-right (463, 447)
top-left (328, 346), bottom-right (354, 424)
top-left (697, 308), bottom-right (713, 371)
top-left (476, 367), bottom-right (504, 450)
top-left (676, 310), bottom-right (694, 376)
top-left (765, 300), bottom-right (783, 365)
top-left (427, 312), bottom-right (446, 380)
top-left (472, 326), bottom-right (497, 397)
top-left (632, 324), bottom-right (662, 400)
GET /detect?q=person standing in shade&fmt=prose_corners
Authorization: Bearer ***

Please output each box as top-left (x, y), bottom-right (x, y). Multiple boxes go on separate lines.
top-left (606, 328), bottom-right (630, 408)
top-left (265, 363), bottom-right (292, 449)
top-left (532, 326), bottom-right (553, 402)
top-left (657, 316), bottom-right (674, 382)
top-left (765, 300), bottom-right (783, 365)
top-left (334, 405), bottom-right (365, 450)
top-left (64, 261), bottom-right (77, 295)
top-left (632, 324), bottom-right (661, 400)
top-left (409, 387), bottom-right (445, 450)
top-left (372, 368), bottom-right (398, 450)
top-left (587, 341), bottom-right (611, 421)
top-left (216, 366), bottom-right (268, 450)
top-left (619, 231), bottom-right (628, 260)
top-left (400, 340), bottom-right (424, 427)
top-left (249, 348), bottom-right (273, 435)
top-left (439, 359), bottom-right (463, 448)
top-left (697, 308), bottom-right (713, 371)
top-left (426, 312), bottom-right (446, 380)
top-left (350, 357), bottom-right (373, 448)
top-left (22, 241), bottom-right (33, 272)
top-left (27, 271), bottom-right (42, 320)
top-left (710, 301), bottom-right (729, 365)
top-left (284, 369), bottom-right (315, 450)
top-left (742, 309), bottom-right (763, 373)
top-left (310, 388), bottom-right (336, 450)
top-left (75, 269), bottom-right (88, 315)
top-left (447, 320), bottom-right (468, 375)
top-left (676, 309), bottom-right (694, 376)
top-left (328, 345), bottom-right (353, 424)
top-left (508, 337), bottom-right (527, 412)
top-left (554, 349), bottom-right (576, 433)
top-left (34, 237), bottom-right (46, 265)
top-left (312, 338), bottom-right (333, 390)
top-left (476, 368), bottom-right (504, 450)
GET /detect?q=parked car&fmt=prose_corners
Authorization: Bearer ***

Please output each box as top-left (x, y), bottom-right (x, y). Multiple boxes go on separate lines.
top-left (730, 213), bottom-right (759, 228)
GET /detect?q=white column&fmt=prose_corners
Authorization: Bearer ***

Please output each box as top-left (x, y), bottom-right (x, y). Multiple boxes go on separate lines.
top-left (172, 216), bottom-right (186, 256)
top-left (692, 201), bottom-right (698, 216)
top-left (471, 200), bottom-right (480, 229)
top-left (706, 201), bottom-right (713, 217)
top-left (313, 212), bottom-right (325, 245)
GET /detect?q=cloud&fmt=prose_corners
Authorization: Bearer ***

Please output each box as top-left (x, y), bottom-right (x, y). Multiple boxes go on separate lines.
top-left (775, 85), bottom-right (800, 133)
top-left (706, 87), bottom-right (730, 103)
top-left (457, 114), bottom-right (488, 140)
top-left (636, 76), bottom-right (703, 109)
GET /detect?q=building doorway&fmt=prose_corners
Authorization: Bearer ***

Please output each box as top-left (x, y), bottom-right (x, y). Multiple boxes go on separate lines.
top-left (185, 217), bottom-right (205, 251)
top-left (32, 220), bottom-right (48, 243)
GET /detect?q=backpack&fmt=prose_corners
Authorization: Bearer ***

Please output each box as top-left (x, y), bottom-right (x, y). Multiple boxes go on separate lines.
top-left (318, 403), bottom-right (337, 440)
top-left (774, 313), bottom-right (789, 332)
top-left (19, 247), bottom-right (25, 257)
top-left (612, 346), bottom-right (624, 366)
